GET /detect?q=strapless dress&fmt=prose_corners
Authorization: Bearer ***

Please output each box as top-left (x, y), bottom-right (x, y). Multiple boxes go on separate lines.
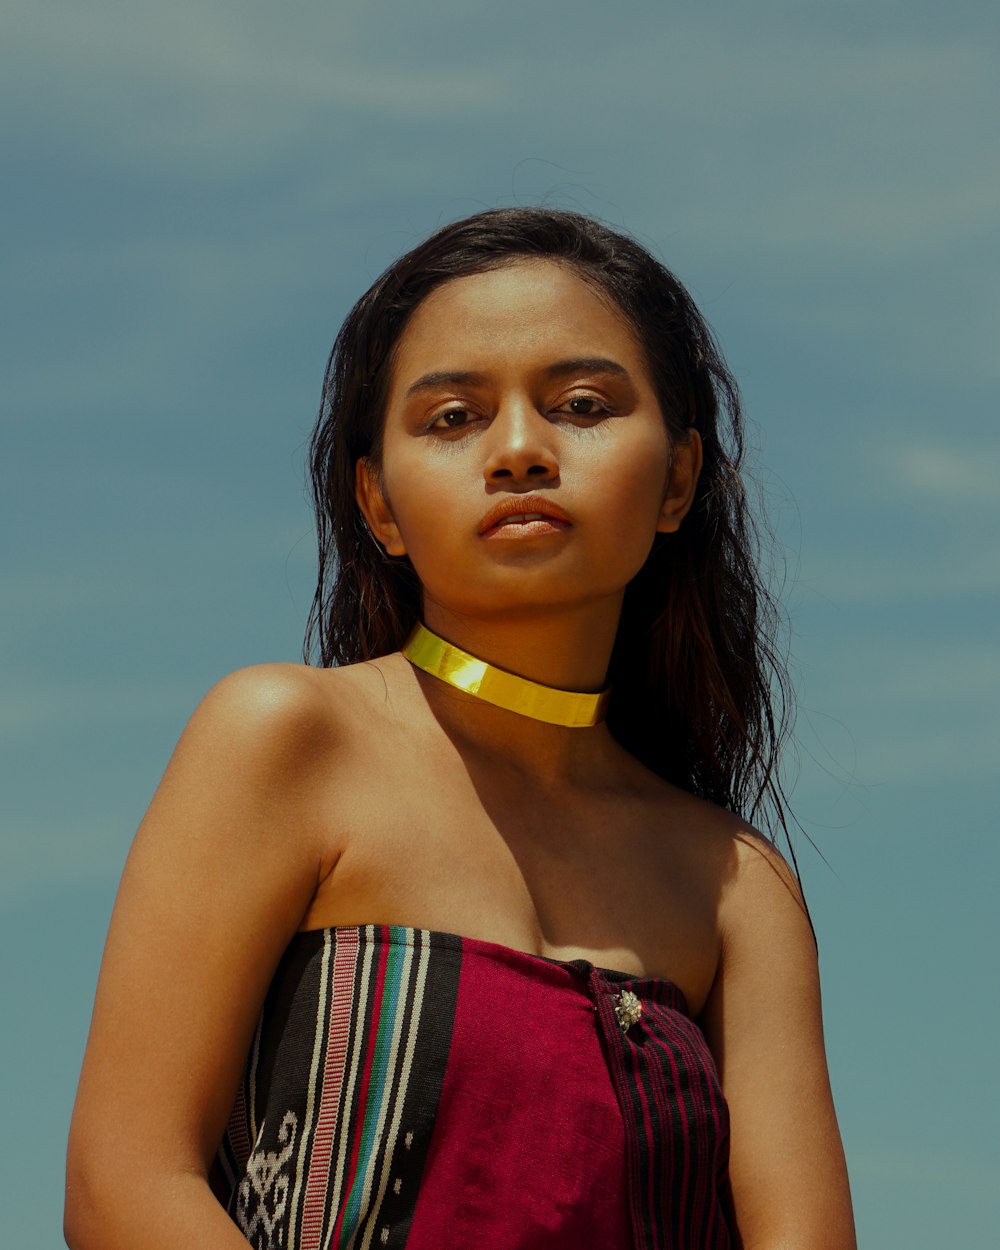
top-left (212, 924), bottom-right (732, 1249)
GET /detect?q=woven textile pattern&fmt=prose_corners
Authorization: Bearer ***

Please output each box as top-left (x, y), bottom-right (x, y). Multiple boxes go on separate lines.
top-left (212, 925), bottom-right (732, 1250)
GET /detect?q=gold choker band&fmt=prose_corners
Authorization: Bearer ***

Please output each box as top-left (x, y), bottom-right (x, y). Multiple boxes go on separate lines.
top-left (402, 624), bottom-right (610, 728)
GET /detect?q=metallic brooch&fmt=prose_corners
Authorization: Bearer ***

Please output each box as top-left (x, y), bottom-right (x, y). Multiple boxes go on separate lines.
top-left (614, 990), bottom-right (642, 1033)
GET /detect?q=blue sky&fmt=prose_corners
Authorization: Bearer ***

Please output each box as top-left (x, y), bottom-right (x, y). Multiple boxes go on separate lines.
top-left (3, 2), bottom-right (998, 1245)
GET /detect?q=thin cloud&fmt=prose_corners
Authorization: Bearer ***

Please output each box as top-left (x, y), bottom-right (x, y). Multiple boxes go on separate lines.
top-left (794, 636), bottom-right (1000, 786)
top-left (798, 545), bottom-right (1000, 605)
top-left (895, 445), bottom-right (1000, 505)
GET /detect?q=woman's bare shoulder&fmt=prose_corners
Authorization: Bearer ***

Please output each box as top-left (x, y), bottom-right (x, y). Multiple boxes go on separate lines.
top-left (121, 660), bottom-right (407, 936)
top-left (649, 783), bottom-right (806, 925)
top-left (185, 657), bottom-right (404, 761)
top-left (714, 818), bottom-right (807, 922)
top-left (675, 795), bottom-right (814, 963)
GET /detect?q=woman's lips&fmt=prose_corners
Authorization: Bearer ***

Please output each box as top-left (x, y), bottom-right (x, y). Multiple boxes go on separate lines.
top-left (481, 512), bottom-right (572, 539)
top-left (478, 496), bottom-right (572, 538)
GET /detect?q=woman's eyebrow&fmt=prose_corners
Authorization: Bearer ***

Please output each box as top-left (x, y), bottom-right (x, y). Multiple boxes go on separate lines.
top-left (544, 357), bottom-right (630, 381)
top-left (405, 369), bottom-right (487, 398)
top-left (404, 358), bottom-right (630, 399)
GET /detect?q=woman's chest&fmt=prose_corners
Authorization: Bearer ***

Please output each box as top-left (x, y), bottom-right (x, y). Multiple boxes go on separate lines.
top-left (300, 753), bottom-right (724, 1018)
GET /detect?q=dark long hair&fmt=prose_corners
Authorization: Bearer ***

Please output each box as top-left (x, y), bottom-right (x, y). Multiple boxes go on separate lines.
top-left (306, 208), bottom-right (796, 848)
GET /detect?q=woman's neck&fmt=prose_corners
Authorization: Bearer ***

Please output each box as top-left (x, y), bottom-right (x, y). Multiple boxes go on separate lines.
top-left (420, 600), bottom-right (619, 695)
top-left (410, 599), bottom-right (626, 783)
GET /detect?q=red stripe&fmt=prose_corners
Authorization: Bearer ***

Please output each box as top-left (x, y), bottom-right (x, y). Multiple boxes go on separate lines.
top-left (226, 1075), bottom-right (251, 1171)
top-left (700, 1039), bottom-right (729, 1246)
top-left (658, 1025), bottom-right (693, 1242)
top-left (328, 925), bottom-right (391, 1247)
top-left (627, 1019), bottom-right (662, 1240)
top-left (299, 929), bottom-right (358, 1249)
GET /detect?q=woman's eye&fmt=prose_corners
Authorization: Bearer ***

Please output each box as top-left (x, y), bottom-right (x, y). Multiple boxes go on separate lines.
top-left (430, 408), bottom-right (472, 430)
top-left (560, 396), bottom-right (609, 417)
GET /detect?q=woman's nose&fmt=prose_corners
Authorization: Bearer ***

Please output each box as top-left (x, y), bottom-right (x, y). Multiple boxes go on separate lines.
top-left (482, 404), bottom-right (560, 483)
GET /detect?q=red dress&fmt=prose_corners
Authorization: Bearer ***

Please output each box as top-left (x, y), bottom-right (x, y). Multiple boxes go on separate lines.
top-left (212, 925), bottom-right (732, 1249)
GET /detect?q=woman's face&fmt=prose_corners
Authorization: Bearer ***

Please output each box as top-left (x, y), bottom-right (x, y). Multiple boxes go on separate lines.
top-left (357, 259), bottom-right (700, 623)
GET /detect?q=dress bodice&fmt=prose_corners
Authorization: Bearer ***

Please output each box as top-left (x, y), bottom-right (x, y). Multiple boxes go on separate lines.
top-left (212, 924), bottom-right (732, 1249)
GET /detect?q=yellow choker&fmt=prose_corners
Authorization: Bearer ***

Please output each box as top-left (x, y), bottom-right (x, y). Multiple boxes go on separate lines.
top-left (402, 624), bottom-right (610, 728)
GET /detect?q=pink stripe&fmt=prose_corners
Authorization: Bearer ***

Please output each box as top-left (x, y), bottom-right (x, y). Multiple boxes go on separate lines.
top-left (225, 1078), bottom-right (251, 1172)
top-left (328, 926), bottom-right (391, 1247)
top-left (299, 929), bottom-right (359, 1250)
top-left (645, 998), bottom-right (728, 1245)
top-left (626, 1025), bottom-right (662, 1238)
top-left (700, 1041), bottom-right (728, 1246)
top-left (687, 1043), bottom-right (711, 1241)
top-left (635, 1015), bottom-right (672, 1240)
top-left (663, 1035), bottom-right (693, 1239)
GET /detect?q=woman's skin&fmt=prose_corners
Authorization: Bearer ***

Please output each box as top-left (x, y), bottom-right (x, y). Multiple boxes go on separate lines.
top-left (65, 260), bottom-right (856, 1249)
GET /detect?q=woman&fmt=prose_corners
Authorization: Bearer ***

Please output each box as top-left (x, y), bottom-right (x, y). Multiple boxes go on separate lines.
top-left (65, 208), bottom-right (856, 1249)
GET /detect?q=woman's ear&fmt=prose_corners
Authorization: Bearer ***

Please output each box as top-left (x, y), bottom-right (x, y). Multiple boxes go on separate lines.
top-left (656, 430), bottom-right (703, 534)
top-left (355, 458), bottom-right (407, 556)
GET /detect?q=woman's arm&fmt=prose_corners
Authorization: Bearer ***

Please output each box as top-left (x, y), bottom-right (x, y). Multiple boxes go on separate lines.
top-left (699, 834), bottom-right (856, 1250)
top-left (65, 664), bottom-right (340, 1250)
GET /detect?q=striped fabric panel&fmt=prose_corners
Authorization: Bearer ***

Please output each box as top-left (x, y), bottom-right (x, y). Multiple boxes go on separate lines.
top-left (215, 926), bottom-right (459, 1250)
top-left (353, 932), bottom-right (435, 1250)
top-left (294, 925), bottom-right (350, 1250)
top-left (327, 927), bottom-right (408, 1245)
top-left (590, 967), bottom-right (731, 1250)
top-left (211, 1016), bottom-right (261, 1201)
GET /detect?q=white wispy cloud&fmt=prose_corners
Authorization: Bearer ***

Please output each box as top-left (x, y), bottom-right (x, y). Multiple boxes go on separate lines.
top-left (806, 547), bottom-right (1000, 605)
top-left (895, 444), bottom-right (1000, 504)
top-left (794, 528), bottom-right (1000, 604)
top-left (7, 1), bottom-right (996, 252)
top-left (793, 430), bottom-right (1000, 607)
top-left (4, 1), bottom-right (510, 174)
top-left (793, 635), bottom-right (1000, 787)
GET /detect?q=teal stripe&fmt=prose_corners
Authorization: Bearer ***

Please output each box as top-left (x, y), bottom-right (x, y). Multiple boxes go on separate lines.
top-left (339, 928), bottom-right (409, 1244)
